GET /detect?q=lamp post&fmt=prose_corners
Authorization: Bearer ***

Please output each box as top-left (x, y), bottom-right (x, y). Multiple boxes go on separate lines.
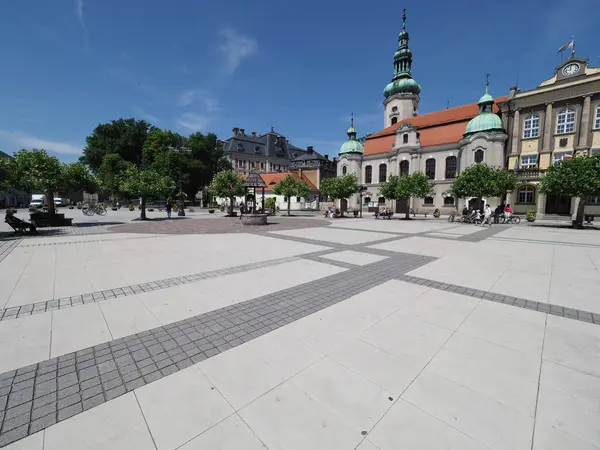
top-left (168, 145), bottom-right (188, 217)
top-left (358, 185), bottom-right (367, 218)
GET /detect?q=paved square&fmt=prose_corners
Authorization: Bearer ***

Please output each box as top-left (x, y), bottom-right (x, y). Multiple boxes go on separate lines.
top-left (0, 215), bottom-right (599, 449)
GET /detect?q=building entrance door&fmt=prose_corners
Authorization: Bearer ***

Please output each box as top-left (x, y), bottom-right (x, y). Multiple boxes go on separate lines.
top-left (545, 194), bottom-right (571, 215)
top-left (395, 199), bottom-right (408, 214)
top-left (340, 199), bottom-right (348, 213)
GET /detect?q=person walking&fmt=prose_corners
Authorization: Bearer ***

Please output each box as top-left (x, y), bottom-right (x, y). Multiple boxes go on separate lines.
top-left (482, 204), bottom-right (492, 227)
top-left (166, 200), bottom-right (172, 218)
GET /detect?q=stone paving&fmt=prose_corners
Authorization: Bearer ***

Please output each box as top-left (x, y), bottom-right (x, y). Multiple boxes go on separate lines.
top-left (0, 216), bottom-right (599, 449)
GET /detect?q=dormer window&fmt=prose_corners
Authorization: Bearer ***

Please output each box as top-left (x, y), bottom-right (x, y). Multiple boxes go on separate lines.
top-left (237, 143), bottom-right (245, 152)
top-left (254, 146), bottom-right (260, 153)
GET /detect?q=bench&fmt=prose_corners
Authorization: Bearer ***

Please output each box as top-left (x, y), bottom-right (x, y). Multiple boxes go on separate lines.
top-left (374, 211), bottom-right (393, 220)
top-left (585, 214), bottom-right (599, 225)
top-left (410, 210), bottom-right (429, 218)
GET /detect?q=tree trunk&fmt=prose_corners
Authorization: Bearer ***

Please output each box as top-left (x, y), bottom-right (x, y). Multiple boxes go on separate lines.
top-left (229, 196), bottom-right (234, 215)
top-left (45, 189), bottom-right (56, 216)
top-left (140, 196), bottom-right (147, 220)
top-left (573, 197), bottom-right (586, 229)
top-left (405, 198), bottom-right (410, 220)
top-left (287, 198), bottom-right (291, 216)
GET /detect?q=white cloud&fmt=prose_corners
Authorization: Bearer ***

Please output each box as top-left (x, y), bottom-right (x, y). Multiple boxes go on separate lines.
top-left (75, 0), bottom-right (88, 47)
top-left (177, 90), bottom-right (220, 113)
top-left (204, 97), bottom-right (220, 112)
top-left (175, 113), bottom-right (211, 133)
top-left (218, 29), bottom-right (258, 74)
top-left (133, 107), bottom-right (160, 123)
top-left (0, 130), bottom-right (82, 155)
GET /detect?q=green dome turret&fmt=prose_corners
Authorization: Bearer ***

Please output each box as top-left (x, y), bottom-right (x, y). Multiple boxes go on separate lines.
top-left (464, 75), bottom-right (504, 137)
top-left (383, 9), bottom-right (421, 98)
top-left (339, 115), bottom-right (364, 155)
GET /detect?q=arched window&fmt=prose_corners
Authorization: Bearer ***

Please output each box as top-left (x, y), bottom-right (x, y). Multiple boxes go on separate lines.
top-left (342, 165), bottom-right (347, 175)
top-left (425, 158), bottom-right (436, 180)
top-left (379, 164), bottom-right (387, 183)
top-left (556, 107), bottom-right (576, 134)
top-left (523, 114), bottom-right (540, 138)
top-left (365, 165), bottom-right (372, 184)
top-left (399, 160), bottom-right (409, 176)
top-left (443, 196), bottom-right (455, 206)
top-left (403, 134), bottom-right (409, 144)
top-left (364, 197), bottom-right (371, 205)
top-left (517, 186), bottom-right (536, 204)
top-left (445, 156), bottom-right (457, 179)
top-left (391, 117), bottom-right (398, 125)
top-left (474, 149), bottom-right (484, 163)
top-left (595, 105), bottom-right (600, 129)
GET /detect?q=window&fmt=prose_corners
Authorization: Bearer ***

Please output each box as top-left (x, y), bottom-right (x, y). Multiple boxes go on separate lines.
top-left (553, 152), bottom-right (572, 165)
top-left (296, 197), bottom-right (301, 202)
top-left (424, 197), bottom-right (434, 205)
top-left (403, 134), bottom-right (408, 144)
top-left (364, 197), bottom-right (371, 205)
top-left (392, 106), bottom-right (398, 112)
top-left (556, 107), bottom-right (576, 134)
top-left (425, 158), bottom-right (436, 180)
top-left (342, 165), bottom-right (347, 175)
top-left (391, 117), bottom-right (398, 125)
top-left (443, 196), bottom-right (455, 206)
top-left (474, 149), bottom-right (484, 163)
top-left (378, 197), bottom-right (385, 204)
top-left (595, 106), bottom-right (600, 129)
top-left (587, 196), bottom-right (600, 205)
top-left (379, 164), bottom-right (387, 183)
top-left (445, 156), bottom-right (457, 179)
top-left (523, 114), bottom-right (540, 139)
top-left (365, 165), bottom-right (372, 183)
top-left (517, 186), bottom-right (536, 204)
top-left (520, 154), bottom-right (538, 169)
top-left (399, 160), bottom-right (409, 176)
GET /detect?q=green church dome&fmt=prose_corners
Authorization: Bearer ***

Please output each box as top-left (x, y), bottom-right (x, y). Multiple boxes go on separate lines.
top-left (383, 77), bottom-right (421, 98)
top-left (339, 116), bottom-right (364, 155)
top-left (464, 78), bottom-right (504, 137)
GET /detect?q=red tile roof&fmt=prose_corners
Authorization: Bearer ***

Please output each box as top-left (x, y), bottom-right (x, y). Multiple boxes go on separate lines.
top-left (243, 172), bottom-right (318, 192)
top-left (363, 96), bottom-right (508, 156)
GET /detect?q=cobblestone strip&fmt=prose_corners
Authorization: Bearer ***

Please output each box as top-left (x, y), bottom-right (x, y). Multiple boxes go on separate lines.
top-left (0, 253), bottom-right (434, 447)
top-left (298, 254), bottom-right (359, 270)
top-left (18, 235), bottom-right (158, 248)
top-left (395, 274), bottom-right (600, 325)
top-left (0, 239), bottom-right (22, 264)
top-left (0, 256), bottom-right (300, 322)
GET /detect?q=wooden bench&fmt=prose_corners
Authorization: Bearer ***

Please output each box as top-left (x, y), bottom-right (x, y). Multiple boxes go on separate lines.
top-left (410, 209), bottom-right (429, 218)
top-left (374, 211), bottom-right (393, 220)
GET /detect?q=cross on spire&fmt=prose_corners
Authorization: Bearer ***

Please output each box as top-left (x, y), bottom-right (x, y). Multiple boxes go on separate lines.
top-left (402, 8), bottom-right (407, 29)
top-left (485, 73), bottom-right (490, 92)
top-left (351, 112), bottom-right (354, 127)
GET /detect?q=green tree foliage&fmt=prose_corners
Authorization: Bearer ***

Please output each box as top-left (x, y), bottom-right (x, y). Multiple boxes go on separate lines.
top-left (451, 163), bottom-right (517, 204)
top-left (209, 171), bottom-right (245, 215)
top-left (272, 175), bottom-right (311, 216)
top-left (264, 197), bottom-right (276, 211)
top-left (119, 166), bottom-right (174, 220)
top-left (320, 174), bottom-right (359, 217)
top-left (379, 172), bottom-right (433, 219)
top-left (97, 154), bottom-right (133, 204)
top-left (81, 118), bottom-right (151, 172)
top-left (6, 149), bottom-right (97, 214)
top-left (540, 154), bottom-right (600, 227)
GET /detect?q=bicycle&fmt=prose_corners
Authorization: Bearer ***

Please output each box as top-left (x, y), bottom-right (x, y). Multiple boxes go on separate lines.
top-left (498, 213), bottom-right (520, 224)
top-left (447, 212), bottom-right (457, 223)
top-left (81, 203), bottom-right (107, 216)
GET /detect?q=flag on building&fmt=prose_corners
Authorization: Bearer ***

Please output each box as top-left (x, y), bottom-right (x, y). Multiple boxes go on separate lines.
top-left (558, 40), bottom-right (574, 54)
top-left (563, 154), bottom-right (572, 160)
top-left (513, 158), bottom-right (519, 172)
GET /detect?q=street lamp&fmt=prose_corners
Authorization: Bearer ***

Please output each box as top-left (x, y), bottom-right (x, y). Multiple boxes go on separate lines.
top-left (358, 186), bottom-right (367, 218)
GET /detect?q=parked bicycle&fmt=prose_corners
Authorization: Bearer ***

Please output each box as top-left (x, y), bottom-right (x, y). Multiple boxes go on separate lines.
top-left (82, 203), bottom-right (107, 216)
top-left (499, 214), bottom-right (521, 224)
top-left (447, 211), bottom-right (457, 223)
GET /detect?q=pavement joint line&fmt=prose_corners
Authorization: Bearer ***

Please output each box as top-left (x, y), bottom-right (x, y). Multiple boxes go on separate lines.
top-left (0, 252), bottom-right (435, 447)
top-left (395, 274), bottom-right (600, 326)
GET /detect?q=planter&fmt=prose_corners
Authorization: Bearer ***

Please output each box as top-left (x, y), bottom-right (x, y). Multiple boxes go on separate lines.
top-left (68, 206), bottom-right (74, 209)
top-left (208, 209), bottom-right (215, 214)
top-left (226, 211), bottom-right (238, 217)
top-left (111, 207), bottom-right (118, 211)
top-left (148, 208), bottom-right (154, 212)
top-left (241, 214), bottom-right (268, 226)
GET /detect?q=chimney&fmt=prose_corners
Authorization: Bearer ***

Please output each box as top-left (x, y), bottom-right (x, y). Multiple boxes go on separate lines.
top-left (232, 127), bottom-right (239, 136)
top-left (508, 86), bottom-right (519, 100)
top-left (239, 128), bottom-right (245, 136)
top-left (307, 146), bottom-right (314, 153)
top-left (251, 132), bottom-right (257, 137)
top-left (324, 154), bottom-right (329, 160)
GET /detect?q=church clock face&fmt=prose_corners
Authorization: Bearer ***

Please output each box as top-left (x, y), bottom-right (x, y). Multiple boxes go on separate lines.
top-left (562, 63), bottom-right (580, 76)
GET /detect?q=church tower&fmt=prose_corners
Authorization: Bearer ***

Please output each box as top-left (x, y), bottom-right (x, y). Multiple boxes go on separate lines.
top-left (383, 9), bottom-right (421, 128)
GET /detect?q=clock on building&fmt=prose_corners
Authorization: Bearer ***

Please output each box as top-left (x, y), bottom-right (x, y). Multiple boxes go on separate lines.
top-left (562, 63), bottom-right (580, 76)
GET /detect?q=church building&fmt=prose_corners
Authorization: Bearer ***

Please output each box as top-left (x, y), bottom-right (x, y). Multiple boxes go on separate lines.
top-left (337, 11), bottom-right (508, 214)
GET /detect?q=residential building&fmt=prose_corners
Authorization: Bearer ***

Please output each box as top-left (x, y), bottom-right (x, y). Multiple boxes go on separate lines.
top-left (337, 11), bottom-right (507, 213)
top-left (497, 55), bottom-right (600, 217)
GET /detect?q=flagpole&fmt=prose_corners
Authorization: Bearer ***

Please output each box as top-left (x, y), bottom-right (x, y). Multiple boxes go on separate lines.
top-left (571, 36), bottom-right (576, 57)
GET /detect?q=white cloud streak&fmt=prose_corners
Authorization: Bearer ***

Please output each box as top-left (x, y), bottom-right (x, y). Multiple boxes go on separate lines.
top-left (175, 113), bottom-right (211, 133)
top-left (0, 130), bottom-right (82, 155)
top-left (75, 0), bottom-right (89, 47)
top-left (218, 29), bottom-right (258, 74)
top-left (133, 108), bottom-right (160, 124)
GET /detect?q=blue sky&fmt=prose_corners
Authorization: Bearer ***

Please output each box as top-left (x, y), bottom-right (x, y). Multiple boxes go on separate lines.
top-left (0, 0), bottom-right (598, 162)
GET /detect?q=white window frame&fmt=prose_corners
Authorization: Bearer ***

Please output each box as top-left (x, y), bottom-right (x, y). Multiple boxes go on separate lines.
top-left (520, 154), bottom-right (538, 169)
top-left (553, 152), bottom-right (572, 165)
top-left (595, 106), bottom-right (600, 130)
top-left (517, 186), bottom-right (536, 204)
top-left (556, 107), bottom-right (576, 134)
top-left (587, 196), bottom-right (600, 205)
top-left (523, 114), bottom-right (540, 139)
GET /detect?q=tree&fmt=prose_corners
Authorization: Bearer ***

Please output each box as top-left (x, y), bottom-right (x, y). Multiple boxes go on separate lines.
top-left (379, 172), bottom-right (433, 219)
top-left (209, 171), bottom-right (245, 215)
top-left (81, 118), bottom-right (151, 172)
top-left (540, 154), bottom-right (600, 227)
top-left (320, 174), bottom-right (359, 217)
top-left (119, 166), bottom-right (174, 220)
top-left (451, 163), bottom-right (517, 208)
top-left (7, 149), bottom-right (97, 215)
top-left (272, 175), bottom-right (311, 216)
top-left (97, 154), bottom-right (133, 205)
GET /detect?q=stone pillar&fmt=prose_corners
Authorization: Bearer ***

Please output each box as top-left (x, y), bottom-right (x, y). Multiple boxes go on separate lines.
top-left (536, 192), bottom-right (546, 218)
top-left (511, 109), bottom-right (520, 155)
top-left (506, 191), bottom-right (513, 207)
top-left (542, 103), bottom-right (553, 151)
top-left (578, 95), bottom-right (592, 149)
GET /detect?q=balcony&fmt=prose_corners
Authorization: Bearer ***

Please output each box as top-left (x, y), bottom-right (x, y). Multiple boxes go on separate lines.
top-left (510, 168), bottom-right (547, 180)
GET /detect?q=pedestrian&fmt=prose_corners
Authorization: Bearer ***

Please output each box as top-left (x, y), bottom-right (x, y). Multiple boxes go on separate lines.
top-left (504, 203), bottom-right (513, 219)
top-left (166, 201), bottom-right (172, 218)
top-left (482, 204), bottom-right (492, 227)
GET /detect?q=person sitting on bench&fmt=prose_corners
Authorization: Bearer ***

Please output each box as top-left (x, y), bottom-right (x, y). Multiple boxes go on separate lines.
top-left (5, 209), bottom-right (37, 233)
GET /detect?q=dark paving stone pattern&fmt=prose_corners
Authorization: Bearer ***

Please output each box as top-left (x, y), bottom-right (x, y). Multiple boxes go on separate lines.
top-left (0, 252), bottom-right (433, 447)
top-left (109, 216), bottom-right (331, 235)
